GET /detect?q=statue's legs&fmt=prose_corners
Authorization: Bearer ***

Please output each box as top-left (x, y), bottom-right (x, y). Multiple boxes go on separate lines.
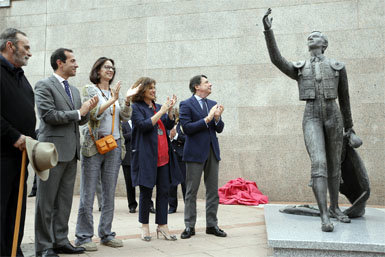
top-left (302, 103), bottom-right (333, 232)
top-left (324, 103), bottom-right (351, 223)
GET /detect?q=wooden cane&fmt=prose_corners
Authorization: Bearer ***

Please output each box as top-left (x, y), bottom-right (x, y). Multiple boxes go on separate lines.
top-left (11, 149), bottom-right (27, 257)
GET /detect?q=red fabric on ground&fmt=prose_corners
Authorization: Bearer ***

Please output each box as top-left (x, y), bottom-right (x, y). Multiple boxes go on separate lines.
top-left (219, 177), bottom-right (269, 206)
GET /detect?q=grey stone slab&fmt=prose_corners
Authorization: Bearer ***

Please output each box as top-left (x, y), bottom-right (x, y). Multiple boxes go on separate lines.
top-left (265, 204), bottom-right (385, 255)
top-left (358, 0), bottom-right (385, 29)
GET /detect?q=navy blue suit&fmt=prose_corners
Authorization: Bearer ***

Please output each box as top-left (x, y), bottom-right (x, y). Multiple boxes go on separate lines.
top-left (131, 101), bottom-right (182, 224)
top-left (179, 95), bottom-right (224, 162)
top-left (179, 95), bottom-right (224, 228)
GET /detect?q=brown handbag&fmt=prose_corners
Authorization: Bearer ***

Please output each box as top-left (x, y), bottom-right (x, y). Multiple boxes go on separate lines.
top-left (89, 104), bottom-right (118, 154)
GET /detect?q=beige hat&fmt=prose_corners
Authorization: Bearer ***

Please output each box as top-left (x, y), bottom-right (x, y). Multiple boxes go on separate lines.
top-left (26, 137), bottom-right (58, 181)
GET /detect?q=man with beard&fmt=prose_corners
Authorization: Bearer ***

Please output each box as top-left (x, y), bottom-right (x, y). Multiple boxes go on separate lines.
top-left (0, 28), bottom-right (35, 257)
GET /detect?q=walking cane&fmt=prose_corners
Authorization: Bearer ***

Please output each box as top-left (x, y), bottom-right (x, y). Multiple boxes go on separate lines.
top-left (11, 149), bottom-right (27, 257)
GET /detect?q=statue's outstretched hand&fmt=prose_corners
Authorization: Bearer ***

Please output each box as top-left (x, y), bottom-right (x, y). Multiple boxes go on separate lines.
top-left (263, 8), bottom-right (273, 31)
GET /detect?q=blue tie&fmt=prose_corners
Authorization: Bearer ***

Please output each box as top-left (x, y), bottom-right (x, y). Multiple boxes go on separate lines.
top-left (202, 98), bottom-right (209, 115)
top-left (63, 80), bottom-right (74, 108)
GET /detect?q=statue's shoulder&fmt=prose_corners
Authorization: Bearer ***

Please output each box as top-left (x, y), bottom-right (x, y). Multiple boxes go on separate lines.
top-left (292, 60), bottom-right (306, 68)
top-left (328, 58), bottom-right (345, 70)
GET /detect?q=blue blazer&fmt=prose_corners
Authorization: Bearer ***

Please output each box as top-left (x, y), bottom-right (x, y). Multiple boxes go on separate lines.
top-left (179, 95), bottom-right (224, 163)
top-left (131, 101), bottom-right (182, 188)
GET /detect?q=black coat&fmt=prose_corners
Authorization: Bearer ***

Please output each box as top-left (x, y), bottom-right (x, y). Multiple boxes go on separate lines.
top-left (0, 55), bottom-right (36, 158)
top-left (171, 122), bottom-right (185, 160)
top-left (121, 121), bottom-right (132, 166)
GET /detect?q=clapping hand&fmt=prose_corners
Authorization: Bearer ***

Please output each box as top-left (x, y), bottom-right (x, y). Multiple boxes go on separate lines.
top-left (214, 104), bottom-right (224, 121)
top-left (206, 104), bottom-right (218, 122)
top-left (126, 83), bottom-right (142, 102)
top-left (160, 95), bottom-right (177, 114)
top-left (111, 81), bottom-right (121, 101)
top-left (79, 95), bottom-right (99, 116)
top-left (169, 94), bottom-right (177, 109)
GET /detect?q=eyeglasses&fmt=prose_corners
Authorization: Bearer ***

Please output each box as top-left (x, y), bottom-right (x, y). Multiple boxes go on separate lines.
top-left (103, 65), bottom-right (115, 71)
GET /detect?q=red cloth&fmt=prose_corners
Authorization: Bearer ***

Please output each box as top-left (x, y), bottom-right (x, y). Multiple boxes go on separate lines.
top-left (219, 178), bottom-right (268, 206)
top-left (153, 104), bottom-right (169, 167)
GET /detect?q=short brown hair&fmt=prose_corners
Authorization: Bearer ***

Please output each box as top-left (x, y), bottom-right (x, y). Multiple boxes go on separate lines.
top-left (131, 77), bottom-right (156, 103)
top-left (89, 57), bottom-right (116, 85)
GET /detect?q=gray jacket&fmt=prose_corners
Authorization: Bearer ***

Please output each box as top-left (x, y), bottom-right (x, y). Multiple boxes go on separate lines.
top-left (35, 75), bottom-right (89, 162)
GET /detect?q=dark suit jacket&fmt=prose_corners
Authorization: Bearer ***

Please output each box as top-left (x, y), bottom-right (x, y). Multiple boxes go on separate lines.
top-left (34, 75), bottom-right (89, 162)
top-left (131, 101), bottom-right (182, 188)
top-left (0, 55), bottom-right (36, 158)
top-left (171, 122), bottom-right (185, 159)
top-left (179, 95), bottom-right (224, 163)
top-left (121, 121), bottom-right (132, 166)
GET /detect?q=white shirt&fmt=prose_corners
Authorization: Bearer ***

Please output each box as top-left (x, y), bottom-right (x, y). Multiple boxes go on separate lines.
top-left (53, 73), bottom-right (81, 120)
top-left (194, 94), bottom-right (220, 126)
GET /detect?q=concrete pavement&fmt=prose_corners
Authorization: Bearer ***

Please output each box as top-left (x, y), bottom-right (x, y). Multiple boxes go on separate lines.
top-left (21, 196), bottom-right (272, 257)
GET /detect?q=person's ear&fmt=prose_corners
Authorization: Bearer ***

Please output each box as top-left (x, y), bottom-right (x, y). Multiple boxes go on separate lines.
top-left (6, 41), bottom-right (14, 52)
top-left (56, 59), bottom-right (62, 68)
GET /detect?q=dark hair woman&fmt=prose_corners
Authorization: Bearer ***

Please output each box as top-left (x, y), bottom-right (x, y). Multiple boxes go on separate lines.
top-left (130, 77), bottom-right (182, 241)
top-left (74, 57), bottom-right (139, 250)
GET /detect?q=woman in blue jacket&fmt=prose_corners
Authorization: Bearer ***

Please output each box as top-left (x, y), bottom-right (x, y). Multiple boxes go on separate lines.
top-left (130, 77), bottom-right (182, 241)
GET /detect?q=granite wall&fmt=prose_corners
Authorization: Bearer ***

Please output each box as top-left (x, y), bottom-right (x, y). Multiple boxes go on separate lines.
top-left (1, 0), bottom-right (384, 205)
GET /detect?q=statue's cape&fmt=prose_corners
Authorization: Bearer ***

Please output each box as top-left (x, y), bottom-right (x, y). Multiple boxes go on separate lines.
top-left (339, 138), bottom-right (370, 218)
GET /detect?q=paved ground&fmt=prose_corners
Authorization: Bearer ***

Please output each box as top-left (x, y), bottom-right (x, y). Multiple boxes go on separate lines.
top-left (21, 196), bottom-right (273, 257)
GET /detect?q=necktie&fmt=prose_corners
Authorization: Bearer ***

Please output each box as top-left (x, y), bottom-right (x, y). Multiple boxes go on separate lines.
top-left (314, 58), bottom-right (322, 82)
top-left (63, 80), bottom-right (74, 107)
top-left (202, 98), bottom-right (209, 115)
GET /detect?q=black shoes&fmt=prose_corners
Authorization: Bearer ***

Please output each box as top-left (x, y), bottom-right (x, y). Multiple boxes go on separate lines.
top-left (40, 249), bottom-right (58, 257)
top-left (168, 208), bottom-right (176, 214)
top-left (149, 206), bottom-right (156, 214)
top-left (206, 226), bottom-right (227, 237)
top-left (54, 243), bottom-right (85, 254)
top-left (180, 227), bottom-right (195, 239)
top-left (129, 207), bottom-right (136, 213)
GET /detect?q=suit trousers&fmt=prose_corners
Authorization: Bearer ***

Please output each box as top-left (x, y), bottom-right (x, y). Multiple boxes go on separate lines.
top-left (1, 156), bottom-right (28, 257)
top-left (35, 157), bottom-right (77, 253)
top-left (184, 146), bottom-right (219, 228)
top-left (139, 164), bottom-right (170, 225)
top-left (75, 141), bottom-right (122, 245)
top-left (168, 159), bottom-right (186, 211)
top-left (122, 165), bottom-right (137, 209)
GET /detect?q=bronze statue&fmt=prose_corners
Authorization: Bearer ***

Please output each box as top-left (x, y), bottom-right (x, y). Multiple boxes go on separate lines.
top-left (262, 8), bottom-right (363, 232)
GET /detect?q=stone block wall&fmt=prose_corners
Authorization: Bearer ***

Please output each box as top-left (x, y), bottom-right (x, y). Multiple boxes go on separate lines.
top-left (1, 0), bottom-right (384, 205)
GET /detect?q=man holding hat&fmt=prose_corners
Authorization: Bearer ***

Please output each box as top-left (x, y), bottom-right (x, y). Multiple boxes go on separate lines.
top-left (0, 27), bottom-right (35, 257)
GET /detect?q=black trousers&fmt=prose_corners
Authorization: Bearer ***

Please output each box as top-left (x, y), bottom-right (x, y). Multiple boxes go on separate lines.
top-left (122, 165), bottom-right (137, 209)
top-left (168, 159), bottom-right (186, 211)
top-left (1, 156), bottom-right (28, 257)
top-left (139, 164), bottom-right (169, 225)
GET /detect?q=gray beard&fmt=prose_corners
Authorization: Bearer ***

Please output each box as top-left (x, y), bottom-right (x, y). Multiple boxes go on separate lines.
top-left (13, 48), bottom-right (28, 67)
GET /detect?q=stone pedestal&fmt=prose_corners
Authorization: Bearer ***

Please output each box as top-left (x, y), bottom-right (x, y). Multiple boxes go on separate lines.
top-left (264, 204), bottom-right (385, 257)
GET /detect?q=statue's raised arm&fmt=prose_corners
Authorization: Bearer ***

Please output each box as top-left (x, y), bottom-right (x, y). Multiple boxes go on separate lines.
top-left (262, 8), bottom-right (298, 80)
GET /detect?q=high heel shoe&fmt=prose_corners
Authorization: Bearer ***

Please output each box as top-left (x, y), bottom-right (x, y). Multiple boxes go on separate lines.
top-left (156, 226), bottom-right (177, 241)
top-left (141, 227), bottom-right (151, 242)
